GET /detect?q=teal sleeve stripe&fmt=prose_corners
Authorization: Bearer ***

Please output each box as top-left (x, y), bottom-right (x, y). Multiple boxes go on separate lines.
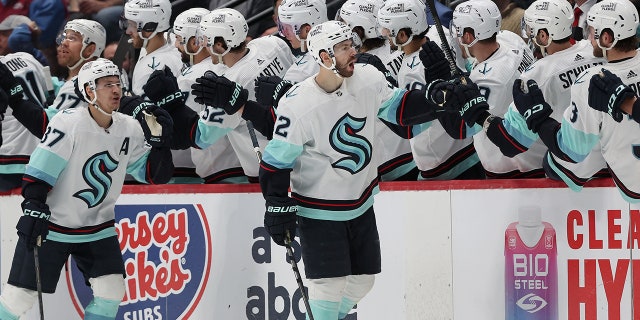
top-left (45, 107), bottom-right (59, 120)
top-left (338, 297), bottom-right (357, 319)
top-left (84, 297), bottom-right (121, 319)
top-left (381, 161), bottom-right (417, 181)
top-left (297, 187), bottom-right (378, 221)
top-left (619, 190), bottom-right (640, 204)
top-left (0, 301), bottom-right (19, 320)
top-left (503, 108), bottom-right (538, 147)
top-left (25, 147), bottom-right (67, 186)
top-left (47, 227), bottom-right (116, 243)
top-left (377, 88), bottom-right (408, 124)
top-left (545, 153), bottom-right (583, 192)
top-left (467, 123), bottom-right (481, 137)
top-left (0, 164), bottom-right (27, 174)
top-left (310, 300), bottom-right (340, 319)
top-left (411, 122), bottom-right (432, 136)
top-left (262, 139), bottom-right (303, 169)
top-left (195, 121), bottom-right (233, 149)
top-left (417, 153), bottom-right (480, 181)
top-left (557, 118), bottom-right (599, 163)
top-left (126, 150), bottom-right (150, 183)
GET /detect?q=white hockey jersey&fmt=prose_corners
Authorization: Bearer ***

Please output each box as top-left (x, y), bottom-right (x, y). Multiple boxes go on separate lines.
top-left (131, 42), bottom-right (184, 96)
top-left (0, 53), bottom-right (49, 178)
top-left (284, 52), bottom-right (319, 83)
top-left (469, 34), bottom-right (535, 175)
top-left (401, 48), bottom-right (478, 179)
top-left (368, 42), bottom-right (404, 82)
top-left (499, 40), bottom-right (605, 177)
top-left (179, 59), bottom-right (246, 183)
top-left (195, 36), bottom-right (293, 178)
top-left (553, 54), bottom-right (640, 202)
top-left (24, 107), bottom-right (151, 241)
top-left (50, 77), bottom-right (86, 111)
top-left (262, 64), bottom-right (409, 220)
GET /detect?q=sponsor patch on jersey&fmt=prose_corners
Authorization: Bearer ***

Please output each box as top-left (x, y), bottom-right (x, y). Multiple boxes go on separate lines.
top-left (65, 204), bottom-right (212, 320)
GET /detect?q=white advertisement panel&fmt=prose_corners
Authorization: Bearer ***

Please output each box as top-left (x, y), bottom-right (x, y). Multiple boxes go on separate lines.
top-left (451, 187), bottom-right (634, 320)
top-left (0, 188), bottom-right (453, 320)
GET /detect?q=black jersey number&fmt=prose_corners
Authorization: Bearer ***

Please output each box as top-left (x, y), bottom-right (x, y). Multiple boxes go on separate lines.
top-left (17, 71), bottom-right (46, 107)
top-left (41, 127), bottom-right (65, 147)
top-left (274, 115), bottom-right (291, 138)
top-left (53, 94), bottom-right (82, 110)
top-left (201, 105), bottom-right (225, 124)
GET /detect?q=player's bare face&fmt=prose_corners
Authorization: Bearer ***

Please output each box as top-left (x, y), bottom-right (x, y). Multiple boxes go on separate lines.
top-left (95, 76), bottom-right (122, 112)
top-left (56, 30), bottom-right (83, 66)
top-left (333, 39), bottom-right (357, 77)
top-left (125, 20), bottom-right (144, 49)
top-left (175, 35), bottom-right (190, 63)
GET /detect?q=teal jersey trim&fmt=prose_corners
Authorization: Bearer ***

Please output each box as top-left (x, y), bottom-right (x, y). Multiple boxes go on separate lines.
top-left (297, 186), bottom-right (379, 221)
top-left (309, 300), bottom-right (340, 320)
top-left (47, 227), bottom-right (116, 243)
top-left (411, 122), bottom-right (432, 136)
top-left (45, 107), bottom-right (59, 120)
top-left (195, 121), bottom-right (232, 149)
top-left (503, 108), bottom-right (538, 148)
top-left (545, 153), bottom-right (582, 192)
top-left (467, 123), bottom-right (482, 137)
top-left (126, 150), bottom-right (150, 183)
top-left (557, 118), bottom-right (599, 163)
top-left (25, 147), bottom-right (68, 186)
top-left (84, 297), bottom-right (121, 319)
top-left (263, 139), bottom-right (303, 169)
top-left (381, 160), bottom-right (417, 181)
top-left (338, 297), bottom-right (357, 319)
top-left (377, 88), bottom-right (407, 124)
top-left (0, 163), bottom-right (27, 174)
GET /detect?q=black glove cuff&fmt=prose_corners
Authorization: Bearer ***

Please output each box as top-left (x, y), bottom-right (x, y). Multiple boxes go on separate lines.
top-left (632, 99), bottom-right (640, 124)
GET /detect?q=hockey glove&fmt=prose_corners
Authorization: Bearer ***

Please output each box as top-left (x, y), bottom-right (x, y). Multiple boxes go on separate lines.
top-left (192, 71), bottom-right (248, 115)
top-left (17, 199), bottom-right (50, 248)
top-left (143, 66), bottom-right (185, 111)
top-left (140, 104), bottom-right (174, 148)
top-left (0, 61), bottom-right (24, 105)
top-left (434, 77), bottom-right (490, 126)
top-left (254, 76), bottom-right (292, 108)
top-left (355, 52), bottom-right (397, 86)
top-left (119, 96), bottom-right (153, 122)
top-left (513, 79), bottom-right (553, 133)
top-left (264, 196), bottom-right (298, 246)
top-left (588, 69), bottom-right (635, 122)
top-left (420, 40), bottom-right (452, 83)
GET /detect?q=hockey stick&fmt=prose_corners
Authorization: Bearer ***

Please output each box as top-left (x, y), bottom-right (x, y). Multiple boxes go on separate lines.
top-left (34, 236), bottom-right (44, 320)
top-left (245, 120), bottom-right (314, 320)
top-left (285, 231), bottom-right (314, 320)
top-left (111, 33), bottom-right (131, 70)
top-left (424, 0), bottom-right (461, 78)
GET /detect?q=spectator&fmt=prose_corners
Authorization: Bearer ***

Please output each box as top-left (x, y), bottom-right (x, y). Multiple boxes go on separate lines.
top-left (0, 15), bottom-right (47, 65)
top-left (68, 0), bottom-right (123, 43)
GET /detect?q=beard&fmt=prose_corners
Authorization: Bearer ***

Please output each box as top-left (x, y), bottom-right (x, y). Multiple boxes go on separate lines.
top-left (335, 59), bottom-right (355, 78)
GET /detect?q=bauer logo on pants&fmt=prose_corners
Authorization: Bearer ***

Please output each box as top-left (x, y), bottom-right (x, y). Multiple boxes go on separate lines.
top-left (65, 204), bottom-right (212, 320)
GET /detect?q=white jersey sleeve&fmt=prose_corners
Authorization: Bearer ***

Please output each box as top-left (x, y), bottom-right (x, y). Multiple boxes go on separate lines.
top-left (283, 52), bottom-right (319, 83)
top-left (50, 77), bottom-right (86, 111)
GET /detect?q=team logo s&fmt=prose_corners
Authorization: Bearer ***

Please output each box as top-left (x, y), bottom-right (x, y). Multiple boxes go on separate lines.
top-left (66, 204), bottom-right (212, 320)
top-left (329, 113), bottom-right (372, 174)
top-left (74, 151), bottom-right (118, 208)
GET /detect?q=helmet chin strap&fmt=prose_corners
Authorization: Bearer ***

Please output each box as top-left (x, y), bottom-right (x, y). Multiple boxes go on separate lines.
top-left (139, 30), bottom-right (159, 50)
top-left (89, 92), bottom-right (114, 117)
top-left (207, 46), bottom-right (231, 65)
top-left (533, 36), bottom-right (551, 57)
top-left (390, 34), bottom-right (413, 50)
top-left (68, 43), bottom-right (89, 71)
top-left (318, 56), bottom-right (343, 78)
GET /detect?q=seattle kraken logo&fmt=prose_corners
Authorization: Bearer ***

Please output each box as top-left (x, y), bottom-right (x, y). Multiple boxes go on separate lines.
top-left (329, 113), bottom-right (372, 174)
top-left (148, 57), bottom-right (160, 69)
top-left (73, 151), bottom-right (118, 208)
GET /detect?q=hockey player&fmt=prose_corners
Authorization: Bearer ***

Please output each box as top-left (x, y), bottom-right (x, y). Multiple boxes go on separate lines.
top-left (258, 20), bottom-right (447, 320)
top-left (440, 0), bottom-right (534, 178)
top-left (0, 58), bottom-right (174, 319)
top-left (188, 8), bottom-right (293, 182)
top-left (123, 0), bottom-right (183, 96)
top-left (378, 0), bottom-right (482, 180)
top-left (143, 8), bottom-right (247, 183)
top-left (0, 52), bottom-right (50, 191)
top-left (453, 0), bottom-right (640, 201)
top-left (440, 0), bottom-right (608, 185)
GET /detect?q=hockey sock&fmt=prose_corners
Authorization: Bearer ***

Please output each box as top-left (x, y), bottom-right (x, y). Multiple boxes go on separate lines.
top-left (84, 297), bottom-right (120, 320)
top-left (337, 297), bottom-right (356, 319)
top-left (308, 299), bottom-right (340, 320)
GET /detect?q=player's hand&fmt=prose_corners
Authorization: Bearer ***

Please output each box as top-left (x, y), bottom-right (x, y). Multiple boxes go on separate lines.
top-left (0, 61), bottom-right (24, 105)
top-left (513, 79), bottom-right (553, 133)
top-left (191, 71), bottom-right (248, 115)
top-left (355, 52), bottom-right (397, 87)
top-left (264, 196), bottom-right (298, 246)
top-left (119, 96), bottom-right (153, 122)
top-left (140, 104), bottom-right (173, 148)
top-left (17, 200), bottom-right (50, 249)
top-left (420, 40), bottom-right (452, 82)
top-left (588, 69), bottom-right (634, 122)
top-left (433, 76), bottom-right (490, 126)
top-left (254, 76), bottom-right (292, 108)
top-left (143, 66), bottom-right (185, 111)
